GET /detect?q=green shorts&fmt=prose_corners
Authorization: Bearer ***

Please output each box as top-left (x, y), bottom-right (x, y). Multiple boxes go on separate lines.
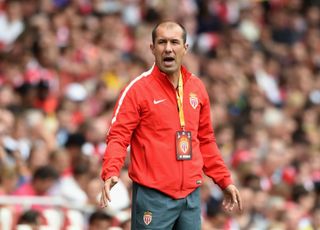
top-left (131, 183), bottom-right (201, 230)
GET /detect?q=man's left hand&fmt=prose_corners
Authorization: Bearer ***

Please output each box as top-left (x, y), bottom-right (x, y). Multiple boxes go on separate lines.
top-left (222, 184), bottom-right (243, 212)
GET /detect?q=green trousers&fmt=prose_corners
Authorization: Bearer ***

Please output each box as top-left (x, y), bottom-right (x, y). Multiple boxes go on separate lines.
top-left (131, 183), bottom-right (201, 230)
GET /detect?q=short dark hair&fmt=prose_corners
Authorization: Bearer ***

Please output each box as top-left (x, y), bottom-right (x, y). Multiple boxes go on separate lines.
top-left (33, 165), bottom-right (59, 181)
top-left (18, 210), bottom-right (41, 225)
top-left (65, 132), bottom-right (85, 148)
top-left (89, 210), bottom-right (112, 225)
top-left (152, 21), bottom-right (187, 44)
top-left (73, 162), bottom-right (89, 177)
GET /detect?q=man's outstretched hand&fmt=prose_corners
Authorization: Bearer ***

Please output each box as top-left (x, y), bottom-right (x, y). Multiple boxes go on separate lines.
top-left (222, 184), bottom-right (243, 212)
top-left (100, 176), bottom-right (119, 208)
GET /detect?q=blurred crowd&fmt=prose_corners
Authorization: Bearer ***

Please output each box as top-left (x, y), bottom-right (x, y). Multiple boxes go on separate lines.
top-left (0, 0), bottom-right (320, 229)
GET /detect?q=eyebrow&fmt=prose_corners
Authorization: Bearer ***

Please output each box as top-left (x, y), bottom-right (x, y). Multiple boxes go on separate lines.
top-left (157, 38), bottom-right (181, 43)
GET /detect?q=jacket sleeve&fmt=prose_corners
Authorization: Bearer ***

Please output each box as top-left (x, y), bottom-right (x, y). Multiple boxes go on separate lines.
top-left (198, 84), bottom-right (232, 190)
top-left (101, 86), bottom-right (140, 181)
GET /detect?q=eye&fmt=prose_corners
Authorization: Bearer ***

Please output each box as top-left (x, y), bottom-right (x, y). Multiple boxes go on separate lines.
top-left (171, 40), bottom-right (180, 44)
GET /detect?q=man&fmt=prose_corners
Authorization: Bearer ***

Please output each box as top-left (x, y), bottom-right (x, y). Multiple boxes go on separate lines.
top-left (100, 21), bottom-right (242, 229)
top-left (88, 210), bottom-right (113, 230)
top-left (14, 165), bottom-right (59, 197)
top-left (13, 165), bottom-right (59, 212)
top-left (17, 210), bottom-right (43, 230)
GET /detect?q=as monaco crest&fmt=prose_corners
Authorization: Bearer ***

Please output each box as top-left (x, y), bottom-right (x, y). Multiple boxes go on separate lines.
top-left (189, 93), bottom-right (198, 109)
top-left (143, 211), bottom-right (152, 225)
top-left (180, 138), bottom-right (189, 154)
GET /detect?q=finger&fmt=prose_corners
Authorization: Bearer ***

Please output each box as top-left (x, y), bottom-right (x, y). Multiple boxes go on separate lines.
top-left (230, 190), bottom-right (238, 210)
top-left (222, 199), bottom-right (227, 209)
top-left (105, 187), bottom-right (111, 202)
top-left (228, 201), bottom-right (236, 211)
top-left (231, 190), bottom-right (240, 210)
top-left (222, 202), bottom-right (231, 211)
top-left (103, 182), bottom-right (112, 202)
top-left (231, 190), bottom-right (238, 204)
top-left (100, 182), bottom-right (111, 207)
top-left (100, 191), bottom-right (107, 207)
top-left (100, 186), bottom-right (109, 207)
top-left (222, 197), bottom-right (233, 211)
top-left (100, 191), bottom-right (108, 207)
top-left (224, 203), bottom-right (234, 212)
top-left (236, 193), bottom-right (243, 211)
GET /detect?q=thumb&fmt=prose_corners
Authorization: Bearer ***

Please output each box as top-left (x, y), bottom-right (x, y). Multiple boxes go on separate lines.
top-left (110, 176), bottom-right (119, 187)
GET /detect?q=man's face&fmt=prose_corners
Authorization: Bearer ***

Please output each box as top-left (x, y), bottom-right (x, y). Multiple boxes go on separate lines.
top-left (150, 23), bottom-right (188, 76)
top-left (34, 178), bottom-right (56, 195)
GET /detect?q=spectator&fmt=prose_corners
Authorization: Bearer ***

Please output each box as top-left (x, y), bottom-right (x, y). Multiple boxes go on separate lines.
top-left (16, 209), bottom-right (43, 230)
top-left (55, 162), bottom-right (90, 207)
top-left (0, 0), bottom-right (24, 50)
top-left (88, 210), bottom-right (113, 230)
top-left (13, 165), bottom-right (59, 197)
top-left (12, 165), bottom-right (59, 214)
top-left (0, 166), bottom-right (18, 195)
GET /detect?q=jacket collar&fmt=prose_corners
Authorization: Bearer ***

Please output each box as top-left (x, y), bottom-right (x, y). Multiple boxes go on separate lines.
top-left (152, 64), bottom-right (192, 87)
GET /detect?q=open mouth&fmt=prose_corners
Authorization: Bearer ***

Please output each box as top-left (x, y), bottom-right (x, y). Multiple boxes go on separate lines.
top-left (163, 57), bottom-right (175, 66)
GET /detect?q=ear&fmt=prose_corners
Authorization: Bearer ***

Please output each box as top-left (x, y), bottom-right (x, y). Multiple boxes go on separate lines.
top-left (184, 43), bottom-right (189, 54)
top-left (150, 44), bottom-right (155, 55)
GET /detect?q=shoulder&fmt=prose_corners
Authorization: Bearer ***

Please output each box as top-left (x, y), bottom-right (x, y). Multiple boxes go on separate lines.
top-left (13, 183), bottom-right (34, 195)
top-left (188, 74), bottom-right (208, 92)
top-left (122, 66), bottom-right (154, 94)
top-left (186, 73), bottom-right (211, 106)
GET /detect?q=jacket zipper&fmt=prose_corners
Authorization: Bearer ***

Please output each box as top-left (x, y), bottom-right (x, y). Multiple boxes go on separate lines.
top-left (177, 81), bottom-right (187, 192)
top-left (175, 87), bottom-right (184, 191)
top-left (181, 161), bottom-right (184, 191)
top-left (168, 74), bottom-right (190, 192)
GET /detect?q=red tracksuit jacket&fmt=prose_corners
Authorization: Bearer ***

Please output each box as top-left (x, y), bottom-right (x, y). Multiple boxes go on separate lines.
top-left (101, 64), bottom-right (232, 199)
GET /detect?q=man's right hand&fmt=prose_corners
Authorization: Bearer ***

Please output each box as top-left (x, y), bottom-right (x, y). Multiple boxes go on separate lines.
top-left (100, 176), bottom-right (119, 208)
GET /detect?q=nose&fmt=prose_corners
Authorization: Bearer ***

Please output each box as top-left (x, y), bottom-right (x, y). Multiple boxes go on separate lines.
top-left (164, 42), bottom-right (173, 52)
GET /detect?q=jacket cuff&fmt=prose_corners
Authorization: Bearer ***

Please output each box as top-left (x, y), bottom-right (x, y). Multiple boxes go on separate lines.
top-left (101, 171), bottom-right (119, 182)
top-left (217, 177), bottom-right (233, 190)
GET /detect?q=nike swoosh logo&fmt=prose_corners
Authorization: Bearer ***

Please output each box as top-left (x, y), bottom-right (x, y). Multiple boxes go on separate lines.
top-left (153, 99), bottom-right (166, 104)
